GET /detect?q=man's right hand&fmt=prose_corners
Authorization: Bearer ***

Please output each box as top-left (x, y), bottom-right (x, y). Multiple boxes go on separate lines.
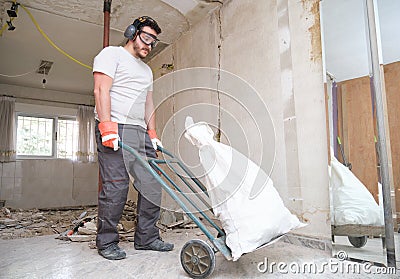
top-left (98, 121), bottom-right (120, 151)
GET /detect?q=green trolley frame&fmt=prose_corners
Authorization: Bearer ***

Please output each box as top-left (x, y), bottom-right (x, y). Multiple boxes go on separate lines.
top-left (120, 141), bottom-right (232, 278)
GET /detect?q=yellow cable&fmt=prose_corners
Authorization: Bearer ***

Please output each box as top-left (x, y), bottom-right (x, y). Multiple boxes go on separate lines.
top-left (20, 4), bottom-right (92, 70)
top-left (0, 17), bottom-right (16, 37)
top-left (0, 24), bottom-right (7, 37)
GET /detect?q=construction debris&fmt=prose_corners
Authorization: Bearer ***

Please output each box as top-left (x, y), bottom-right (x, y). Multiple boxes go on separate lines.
top-left (0, 205), bottom-right (96, 240)
top-left (0, 201), bottom-right (198, 242)
top-left (158, 208), bottom-right (198, 231)
top-left (0, 201), bottom-right (136, 241)
top-left (69, 234), bottom-right (97, 242)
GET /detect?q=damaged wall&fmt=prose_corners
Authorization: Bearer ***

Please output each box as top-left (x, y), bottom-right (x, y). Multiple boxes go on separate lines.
top-left (0, 160), bottom-right (98, 209)
top-left (0, 0), bottom-right (330, 241)
top-left (148, 0), bottom-right (330, 242)
top-left (0, 84), bottom-right (98, 209)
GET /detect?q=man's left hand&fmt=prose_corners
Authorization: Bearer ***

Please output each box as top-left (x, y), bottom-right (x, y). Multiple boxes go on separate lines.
top-left (147, 129), bottom-right (163, 151)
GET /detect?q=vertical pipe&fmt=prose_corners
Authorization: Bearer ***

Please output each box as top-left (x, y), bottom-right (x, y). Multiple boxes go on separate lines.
top-left (103, 0), bottom-right (112, 48)
top-left (332, 81), bottom-right (338, 159)
top-left (369, 76), bottom-right (376, 128)
top-left (99, 0), bottom-right (112, 193)
top-left (364, 0), bottom-right (396, 267)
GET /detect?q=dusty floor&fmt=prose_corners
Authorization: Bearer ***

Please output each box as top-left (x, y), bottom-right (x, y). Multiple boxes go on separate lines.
top-left (0, 227), bottom-right (399, 279)
top-left (1, 206), bottom-right (399, 278)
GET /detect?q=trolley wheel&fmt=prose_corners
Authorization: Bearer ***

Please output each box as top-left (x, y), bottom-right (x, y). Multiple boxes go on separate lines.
top-left (180, 239), bottom-right (216, 279)
top-left (348, 236), bottom-right (368, 248)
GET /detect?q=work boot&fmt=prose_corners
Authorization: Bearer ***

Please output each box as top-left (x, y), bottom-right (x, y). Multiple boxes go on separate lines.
top-left (98, 243), bottom-right (126, 260)
top-left (134, 238), bottom-right (174, 252)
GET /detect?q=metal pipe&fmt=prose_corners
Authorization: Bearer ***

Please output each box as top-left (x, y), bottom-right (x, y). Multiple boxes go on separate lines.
top-left (157, 146), bottom-right (209, 193)
top-left (149, 161), bottom-right (224, 236)
top-left (119, 141), bottom-right (217, 243)
top-left (98, 0), bottom-right (112, 193)
top-left (164, 162), bottom-right (211, 209)
top-left (103, 0), bottom-right (112, 48)
top-left (332, 81), bottom-right (338, 159)
top-left (364, 0), bottom-right (396, 267)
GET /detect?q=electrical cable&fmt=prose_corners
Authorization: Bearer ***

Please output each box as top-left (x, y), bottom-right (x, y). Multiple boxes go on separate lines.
top-left (0, 22), bottom-right (8, 37)
top-left (0, 2), bottom-right (92, 70)
top-left (20, 4), bottom-right (92, 70)
top-left (0, 62), bottom-right (47, 78)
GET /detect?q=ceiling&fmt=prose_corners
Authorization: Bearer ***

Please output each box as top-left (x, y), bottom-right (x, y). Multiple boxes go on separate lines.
top-left (322, 0), bottom-right (400, 81)
top-left (0, 0), bottom-right (223, 95)
top-left (0, 0), bottom-right (398, 95)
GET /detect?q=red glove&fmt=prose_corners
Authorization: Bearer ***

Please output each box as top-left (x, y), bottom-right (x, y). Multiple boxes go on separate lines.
top-left (98, 121), bottom-right (120, 151)
top-left (147, 129), bottom-right (163, 150)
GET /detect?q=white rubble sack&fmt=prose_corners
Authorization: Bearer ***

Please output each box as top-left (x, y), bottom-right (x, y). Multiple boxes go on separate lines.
top-left (330, 156), bottom-right (384, 226)
top-left (184, 117), bottom-right (304, 261)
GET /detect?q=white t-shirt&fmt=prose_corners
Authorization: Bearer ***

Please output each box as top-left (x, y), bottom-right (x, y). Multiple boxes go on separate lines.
top-left (93, 46), bottom-right (153, 127)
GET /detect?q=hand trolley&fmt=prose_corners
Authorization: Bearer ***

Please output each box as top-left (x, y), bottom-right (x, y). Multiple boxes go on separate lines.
top-left (120, 141), bottom-right (231, 279)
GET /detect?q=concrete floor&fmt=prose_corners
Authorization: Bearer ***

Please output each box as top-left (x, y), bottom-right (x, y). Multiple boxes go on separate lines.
top-left (0, 228), bottom-right (399, 279)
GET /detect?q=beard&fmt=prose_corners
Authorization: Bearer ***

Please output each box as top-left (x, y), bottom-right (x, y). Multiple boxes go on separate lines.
top-left (133, 42), bottom-right (150, 59)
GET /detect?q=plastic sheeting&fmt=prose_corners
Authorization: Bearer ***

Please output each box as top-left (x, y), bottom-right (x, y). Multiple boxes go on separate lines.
top-left (184, 117), bottom-right (304, 260)
top-left (330, 156), bottom-right (384, 226)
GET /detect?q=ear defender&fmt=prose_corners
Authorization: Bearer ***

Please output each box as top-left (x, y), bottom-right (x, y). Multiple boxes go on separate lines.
top-left (123, 16), bottom-right (150, 40)
top-left (124, 24), bottom-right (136, 40)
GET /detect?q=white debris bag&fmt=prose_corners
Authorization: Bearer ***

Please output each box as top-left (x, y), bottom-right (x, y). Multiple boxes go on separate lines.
top-left (184, 117), bottom-right (304, 260)
top-left (330, 156), bottom-right (384, 226)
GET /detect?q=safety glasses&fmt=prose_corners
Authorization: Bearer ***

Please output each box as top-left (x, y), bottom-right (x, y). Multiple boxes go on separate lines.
top-left (138, 30), bottom-right (159, 48)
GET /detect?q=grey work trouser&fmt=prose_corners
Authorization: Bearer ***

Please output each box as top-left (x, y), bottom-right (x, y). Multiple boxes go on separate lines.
top-left (95, 122), bottom-right (161, 250)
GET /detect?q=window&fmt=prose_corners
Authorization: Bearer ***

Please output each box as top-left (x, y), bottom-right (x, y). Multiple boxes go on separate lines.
top-left (16, 115), bottom-right (78, 159)
top-left (57, 118), bottom-right (79, 159)
top-left (17, 116), bottom-right (54, 157)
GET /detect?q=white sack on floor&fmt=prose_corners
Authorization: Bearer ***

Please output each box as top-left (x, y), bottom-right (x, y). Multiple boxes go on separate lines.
top-left (330, 156), bottom-right (383, 226)
top-left (184, 117), bottom-right (304, 261)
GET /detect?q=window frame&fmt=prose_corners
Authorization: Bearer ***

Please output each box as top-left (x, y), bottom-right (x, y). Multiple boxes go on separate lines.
top-left (56, 116), bottom-right (79, 160)
top-left (16, 113), bottom-right (78, 160)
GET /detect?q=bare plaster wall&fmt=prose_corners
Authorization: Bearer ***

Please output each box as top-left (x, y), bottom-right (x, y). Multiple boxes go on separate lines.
top-left (0, 84), bottom-right (94, 108)
top-left (149, 0), bottom-right (330, 240)
top-left (0, 84), bottom-right (98, 209)
top-left (0, 160), bottom-right (98, 209)
top-left (287, 0), bottom-right (330, 238)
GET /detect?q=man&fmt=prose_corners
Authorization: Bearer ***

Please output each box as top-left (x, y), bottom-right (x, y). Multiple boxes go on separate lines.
top-left (93, 16), bottom-right (173, 260)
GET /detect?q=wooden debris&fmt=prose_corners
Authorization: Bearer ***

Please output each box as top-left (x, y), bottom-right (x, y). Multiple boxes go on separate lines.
top-left (183, 223), bottom-right (198, 229)
top-left (0, 205), bottom-right (97, 240)
top-left (166, 220), bottom-right (185, 228)
top-left (120, 220), bottom-right (136, 232)
top-left (1, 207), bottom-right (11, 217)
top-left (0, 199), bottom-right (196, 241)
top-left (77, 227), bottom-right (96, 235)
top-left (68, 234), bottom-right (96, 242)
